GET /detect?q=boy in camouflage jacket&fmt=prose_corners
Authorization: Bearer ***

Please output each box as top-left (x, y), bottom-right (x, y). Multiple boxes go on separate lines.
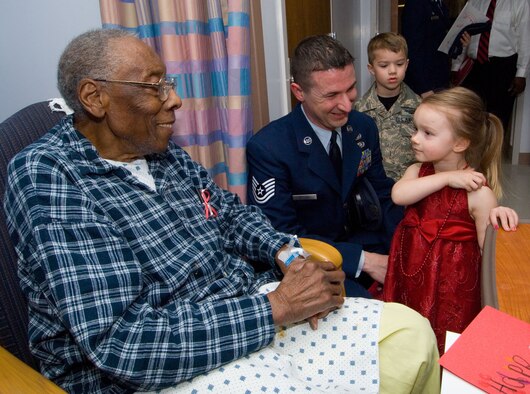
top-left (355, 32), bottom-right (421, 180)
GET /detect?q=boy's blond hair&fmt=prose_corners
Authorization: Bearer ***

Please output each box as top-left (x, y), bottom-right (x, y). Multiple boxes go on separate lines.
top-left (367, 32), bottom-right (408, 64)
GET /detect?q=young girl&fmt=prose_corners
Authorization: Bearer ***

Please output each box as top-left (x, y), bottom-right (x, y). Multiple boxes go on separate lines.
top-left (381, 87), bottom-right (515, 354)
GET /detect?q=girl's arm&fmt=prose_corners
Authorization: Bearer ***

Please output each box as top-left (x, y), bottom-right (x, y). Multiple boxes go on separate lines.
top-left (392, 164), bottom-right (487, 206)
top-left (468, 186), bottom-right (498, 251)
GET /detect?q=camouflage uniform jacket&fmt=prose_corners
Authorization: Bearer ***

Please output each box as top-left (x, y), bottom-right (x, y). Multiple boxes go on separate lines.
top-left (355, 82), bottom-right (421, 180)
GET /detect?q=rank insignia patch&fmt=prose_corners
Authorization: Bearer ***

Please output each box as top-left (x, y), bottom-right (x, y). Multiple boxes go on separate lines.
top-left (252, 176), bottom-right (275, 204)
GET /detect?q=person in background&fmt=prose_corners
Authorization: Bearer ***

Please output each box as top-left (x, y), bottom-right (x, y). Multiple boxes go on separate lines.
top-left (381, 87), bottom-right (519, 354)
top-left (247, 35), bottom-right (404, 297)
top-left (355, 32), bottom-right (422, 181)
top-left (402, 0), bottom-right (452, 97)
top-left (451, 0), bottom-right (530, 134)
top-left (4, 28), bottom-right (441, 394)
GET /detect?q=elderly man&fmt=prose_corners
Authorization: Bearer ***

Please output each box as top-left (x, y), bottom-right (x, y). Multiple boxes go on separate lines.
top-left (4, 29), bottom-right (439, 393)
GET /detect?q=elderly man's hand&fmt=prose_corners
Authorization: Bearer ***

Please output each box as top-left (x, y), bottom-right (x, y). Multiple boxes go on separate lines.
top-left (267, 258), bottom-right (344, 329)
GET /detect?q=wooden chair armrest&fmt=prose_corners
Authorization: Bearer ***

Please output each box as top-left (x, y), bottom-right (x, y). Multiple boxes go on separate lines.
top-left (0, 346), bottom-right (65, 393)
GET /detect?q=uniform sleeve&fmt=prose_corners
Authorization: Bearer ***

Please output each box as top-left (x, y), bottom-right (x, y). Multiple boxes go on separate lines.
top-left (402, 0), bottom-right (432, 94)
top-left (247, 136), bottom-right (306, 235)
top-left (402, 0), bottom-right (450, 94)
top-left (247, 131), bottom-right (363, 274)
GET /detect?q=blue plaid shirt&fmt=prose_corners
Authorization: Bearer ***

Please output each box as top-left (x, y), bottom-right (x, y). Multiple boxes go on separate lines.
top-left (4, 116), bottom-right (291, 393)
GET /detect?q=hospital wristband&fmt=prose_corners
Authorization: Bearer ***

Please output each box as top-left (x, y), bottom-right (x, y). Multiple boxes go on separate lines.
top-left (278, 247), bottom-right (306, 267)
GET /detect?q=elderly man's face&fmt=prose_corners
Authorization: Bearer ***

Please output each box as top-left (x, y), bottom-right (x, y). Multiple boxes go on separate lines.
top-left (293, 63), bottom-right (357, 131)
top-left (99, 37), bottom-right (182, 161)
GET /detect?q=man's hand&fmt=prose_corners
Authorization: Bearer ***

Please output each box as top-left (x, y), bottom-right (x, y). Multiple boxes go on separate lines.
top-left (267, 258), bottom-right (344, 330)
top-left (362, 252), bottom-right (388, 284)
top-left (460, 31), bottom-right (471, 48)
top-left (509, 77), bottom-right (526, 96)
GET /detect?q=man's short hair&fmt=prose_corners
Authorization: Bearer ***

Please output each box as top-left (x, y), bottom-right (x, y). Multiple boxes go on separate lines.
top-left (290, 35), bottom-right (354, 90)
top-left (57, 28), bottom-right (136, 116)
top-left (367, 32), bottom-right (408, 65)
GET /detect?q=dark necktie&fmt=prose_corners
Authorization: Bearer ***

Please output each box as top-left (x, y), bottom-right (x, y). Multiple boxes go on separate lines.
top-left (329, 130), bottom-right (342, 180)
top-left (477, 0), bottom-right (496, 64)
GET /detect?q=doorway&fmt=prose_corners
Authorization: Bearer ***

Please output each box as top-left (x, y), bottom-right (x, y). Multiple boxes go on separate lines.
top-left (285, 0), bottom-right (331, 57)
top-left (284, 0), bottom-right (331, 108)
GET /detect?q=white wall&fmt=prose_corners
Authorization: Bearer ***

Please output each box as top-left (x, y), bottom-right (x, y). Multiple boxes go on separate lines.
top-left (259, 0), bottom-right (291, 122)
top-left (331, 0), bottom-right (378, 99)
top-left (0, 0), bottom-right (101, 122)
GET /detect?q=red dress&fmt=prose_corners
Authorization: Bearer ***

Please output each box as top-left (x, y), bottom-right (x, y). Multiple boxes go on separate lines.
top-left (382, 163), bottom-right (482, 354)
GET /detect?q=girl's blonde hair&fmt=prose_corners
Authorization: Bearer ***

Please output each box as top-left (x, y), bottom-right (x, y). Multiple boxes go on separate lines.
top-left (422, 87), bottom-right (504, 199)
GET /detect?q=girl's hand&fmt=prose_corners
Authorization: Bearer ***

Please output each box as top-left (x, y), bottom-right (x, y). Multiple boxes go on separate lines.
top-left (447, 169), bottom-right (486, 191)
top-left (489, 206), bottom-right (519, 231)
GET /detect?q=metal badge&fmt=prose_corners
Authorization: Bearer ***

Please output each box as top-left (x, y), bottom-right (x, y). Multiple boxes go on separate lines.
top-left (303, 136), bottom-right (312, 145)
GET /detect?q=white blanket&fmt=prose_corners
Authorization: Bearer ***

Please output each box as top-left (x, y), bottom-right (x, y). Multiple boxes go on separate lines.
top-left (152, 283), bottom-right (382, 393)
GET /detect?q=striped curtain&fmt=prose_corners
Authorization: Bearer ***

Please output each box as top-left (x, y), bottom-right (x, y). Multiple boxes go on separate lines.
top-left (99, 0), bottom-right (252, 200)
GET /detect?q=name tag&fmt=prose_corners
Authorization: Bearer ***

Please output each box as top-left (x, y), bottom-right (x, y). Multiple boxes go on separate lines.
top-left (292, 194), bottom-right (317, 201)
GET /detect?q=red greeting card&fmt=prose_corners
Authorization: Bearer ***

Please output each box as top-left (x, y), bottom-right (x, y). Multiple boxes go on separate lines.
top-left (439, 306), bottom-right (530, 393)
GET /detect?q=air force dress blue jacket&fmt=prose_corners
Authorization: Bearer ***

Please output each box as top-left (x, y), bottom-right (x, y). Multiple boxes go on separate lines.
top-left (247, 104), bottom-right (404, 295)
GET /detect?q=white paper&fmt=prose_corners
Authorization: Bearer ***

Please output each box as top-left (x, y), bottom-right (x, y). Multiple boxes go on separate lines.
top-left (438, 2), bottom-right (489, 54)
top-left (440, 331), bottom-right (485, 394)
